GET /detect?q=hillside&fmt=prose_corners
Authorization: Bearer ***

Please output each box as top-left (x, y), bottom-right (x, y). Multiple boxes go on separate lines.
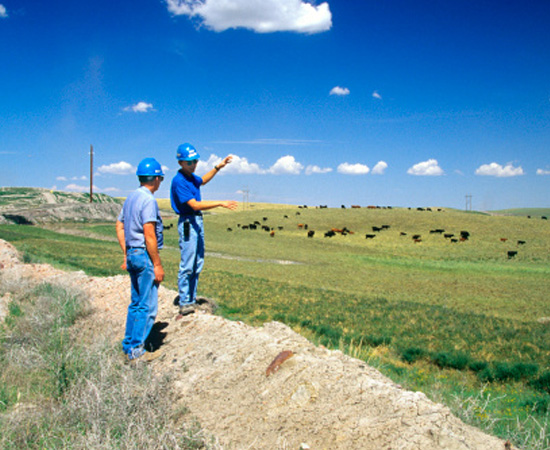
top-left (490, 207), bottom-right (550, 218)
top-left (0, 187), bottom-right (122, 225)
top-left (0, 238), bottom-right (515, 449)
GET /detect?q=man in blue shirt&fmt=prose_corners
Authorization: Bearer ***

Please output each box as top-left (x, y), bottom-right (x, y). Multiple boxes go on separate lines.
top-left (116, 158), bottom-right (165, 362)
top-left (170, 143), bottom-right (238, 316)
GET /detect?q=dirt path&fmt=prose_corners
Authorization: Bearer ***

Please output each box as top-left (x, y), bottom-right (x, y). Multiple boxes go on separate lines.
top-left (0, 239), bottom-right (514, 449)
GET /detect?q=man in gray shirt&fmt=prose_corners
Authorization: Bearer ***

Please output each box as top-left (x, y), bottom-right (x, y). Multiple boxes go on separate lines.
top-left (116, 157), bottom-right (165, 362)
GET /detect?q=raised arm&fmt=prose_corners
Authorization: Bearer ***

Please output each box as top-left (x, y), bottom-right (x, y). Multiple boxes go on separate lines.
top-left (201, 155), bottom-right (233, 185)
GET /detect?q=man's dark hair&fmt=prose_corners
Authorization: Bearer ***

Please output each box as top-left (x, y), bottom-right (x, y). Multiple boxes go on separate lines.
top-left (139, 175), bottom-right (157, 183)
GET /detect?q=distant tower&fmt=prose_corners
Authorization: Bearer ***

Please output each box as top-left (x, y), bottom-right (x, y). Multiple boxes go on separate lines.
top-left (465, 194), bottom-right (472, 211)
top-left (242, 187), bottom-right (249, 210)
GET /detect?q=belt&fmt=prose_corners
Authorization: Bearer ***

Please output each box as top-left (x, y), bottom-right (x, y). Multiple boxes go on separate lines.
top-left (180, 212), bottom-right (202, 217)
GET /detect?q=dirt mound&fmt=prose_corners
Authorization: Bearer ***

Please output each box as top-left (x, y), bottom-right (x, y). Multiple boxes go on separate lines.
top-left (0, 187), bottom-right (122, 224)
top-left (0, 239), bottom-right (514, 449)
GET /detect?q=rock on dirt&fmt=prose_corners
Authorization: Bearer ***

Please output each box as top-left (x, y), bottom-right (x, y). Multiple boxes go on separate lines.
top-left (0, 239), bottom-right (516, 449)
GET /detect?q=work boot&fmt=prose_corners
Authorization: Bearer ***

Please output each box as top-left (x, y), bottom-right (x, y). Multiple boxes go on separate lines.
top-left (178, 305), bottom-right (195, 316)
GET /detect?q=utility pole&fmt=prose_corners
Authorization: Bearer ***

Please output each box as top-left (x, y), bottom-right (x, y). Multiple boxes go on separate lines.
top-left (242, 188), bottom-right (249, 210)
top-left (90, 144), bottom-right (94, 203)
top-left (465, 194), bottom-right (472, 211)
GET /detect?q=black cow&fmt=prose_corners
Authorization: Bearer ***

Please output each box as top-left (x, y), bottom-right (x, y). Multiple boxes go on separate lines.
top-left (307, 230), bottom-right (315, 238)
top-left (508, 251), bottom-right (518, 259)
top-left (365, 234), bottom-right (376, 239)
top-left (372, 226), bottom-right (382, 232)
top-left (324, 230), bottom-right (335, 237)
top-left (517, 240), bottom-right (526, 245)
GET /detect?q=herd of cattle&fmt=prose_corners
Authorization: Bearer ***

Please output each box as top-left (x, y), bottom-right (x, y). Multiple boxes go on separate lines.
top-left (219, 207), bottom-right (543, 260)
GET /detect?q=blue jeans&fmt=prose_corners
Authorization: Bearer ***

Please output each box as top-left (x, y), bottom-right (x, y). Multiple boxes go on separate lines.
top-left (178, 215), bottom-right (204, 306)
top-left (122, 248), bottom-right (158, 359)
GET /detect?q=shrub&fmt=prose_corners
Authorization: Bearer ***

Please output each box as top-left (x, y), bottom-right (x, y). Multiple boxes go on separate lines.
top-left (469, 360), bottom-right (489, 373)
top-left (432, 351), bottom-right (471, 370)
top-left (530, 371), bottom-right (550, 394)
top-left (401, 347), bottom-right (426, 364)
top-left (493, 362), bottom-right (539, 382)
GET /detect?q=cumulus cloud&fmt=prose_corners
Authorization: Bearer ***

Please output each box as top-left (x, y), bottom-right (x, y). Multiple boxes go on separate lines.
top-left (97, 161), bottom-right (136, 175)
top-left (371, 161), bottom-right (388, 175)
top-left (123, 101), bottom-right (154, 113)
top-left (536, 168), bottom-right (550, 175)
top-left (337, 162), bottom-right (370, 175)
top-left (305, 165), bottom-right (332, 175)
top-left (372, 91), bottom-right (382, 100)
top-left (65, 184), bottom-right (97, 193)
top-left (196, 154), bottom-right (265, 175)
top-left (330, 86), bottom-right (350, 96)
top-left (268, 155), bottom-right (304, 175)
top-left (0, 4), bottom-right (7, 18)
top-left (407, 159), bottom-right (444, 176)
top-left (475, 162), bottom-right (524, 177)
top-left (56, 176), bottom-right (68, 181)
top-left (65, 184), bottom-right (118, 194)
top-left (166, 0), bottom-right (332, 34)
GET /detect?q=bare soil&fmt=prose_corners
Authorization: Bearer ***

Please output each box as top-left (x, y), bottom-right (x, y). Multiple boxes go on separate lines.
top-left (0, 239), bottom-right (515, 449)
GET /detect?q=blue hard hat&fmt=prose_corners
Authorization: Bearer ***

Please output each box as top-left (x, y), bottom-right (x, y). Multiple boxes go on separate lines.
top-left (176, 143), bottom-right (200, 161)
top-left (136, 158), bottom-right (164, 177)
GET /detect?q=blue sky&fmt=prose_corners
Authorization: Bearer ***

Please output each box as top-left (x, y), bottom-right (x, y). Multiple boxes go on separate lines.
top-left (1, 0), bottom-right (549, 210)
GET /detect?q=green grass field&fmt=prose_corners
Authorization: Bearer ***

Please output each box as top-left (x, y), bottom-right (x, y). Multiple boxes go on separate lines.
top-left (1, 205), bottom-right (549, 448)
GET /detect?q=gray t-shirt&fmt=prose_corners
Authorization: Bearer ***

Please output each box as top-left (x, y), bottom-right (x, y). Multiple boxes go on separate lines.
top-left (118, 186), bottom-right (163, 249)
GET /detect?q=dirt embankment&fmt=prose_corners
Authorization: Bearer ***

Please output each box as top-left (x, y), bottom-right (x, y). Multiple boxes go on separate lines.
top-left (0, 239), bottom-right (515, 449)
top-left (0, 187), bottom-right (122, 225)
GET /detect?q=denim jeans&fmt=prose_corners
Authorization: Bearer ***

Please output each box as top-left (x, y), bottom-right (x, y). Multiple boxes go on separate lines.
top-left (177, 215), bottom-right (204, 306)
top-left (122, 248), bottom-right (158, 358)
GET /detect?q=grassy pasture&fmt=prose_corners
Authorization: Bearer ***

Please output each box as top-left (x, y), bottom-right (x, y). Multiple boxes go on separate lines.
top-left (1, 205), bottom-right (549, 448)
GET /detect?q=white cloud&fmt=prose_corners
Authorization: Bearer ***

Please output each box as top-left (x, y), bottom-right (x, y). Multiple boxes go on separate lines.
top-left (102, 187), bottom-right (121, 193)
top-left (71, 175), bottom-right (87, 181)
top-left (372, 91), bottom-right (382, 100)
top-left (161, 165), bottom-right (170, 173)
top-left (166, 0), bottom-right (332, 34)
top-left (268, 155), bottom-right (304, 175)
top-left (305, 165), bottom-right (332, 175)
top-left (56, 176), bottom-right (68, 181)
top-left (65, 184), bottom-right (117, 194)
top-left (337, 162), bottom-right (370, 175)
top-left (196, 154), bottom-right (265, 175)
top-left (407, 159), bottom-right (444, 176)
top-left (97, 161), bottom-right (136, 175)
top-left (65, 184), bottom-right (97, 193)
top-left (0, 5), bottom-right (7, 18)
top-left (536, 168), bottom-right (550, 175)
top-left (371, 161), bottom-right (388, 175)
top-left (475, 162), bottom-right (524, 177)
top-left (330, 86), bottom-right (350, 96)
top-left (123, 101), bottom-right (154, 113)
